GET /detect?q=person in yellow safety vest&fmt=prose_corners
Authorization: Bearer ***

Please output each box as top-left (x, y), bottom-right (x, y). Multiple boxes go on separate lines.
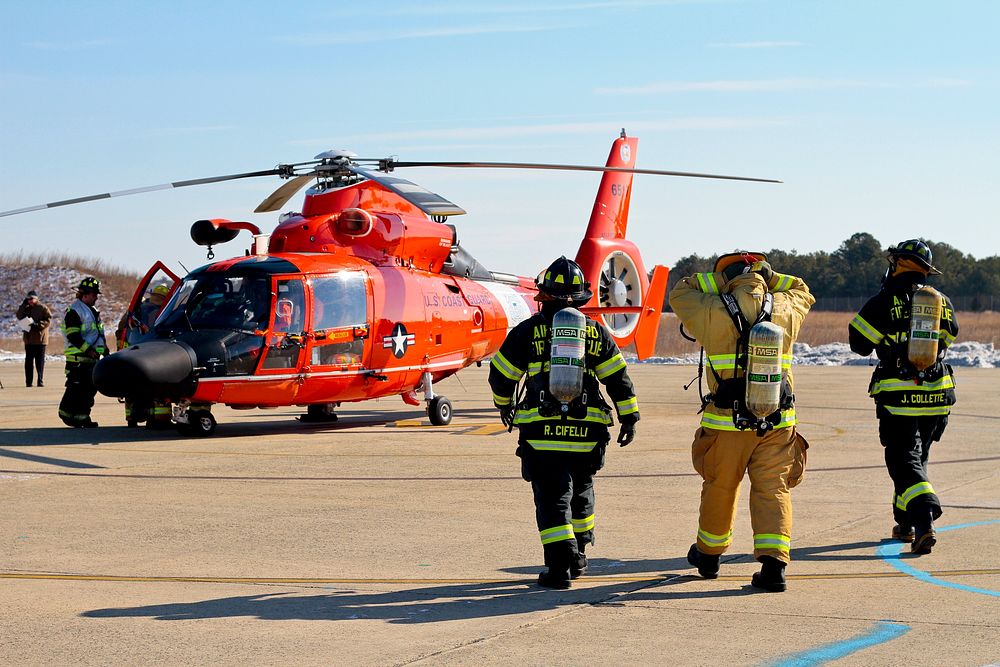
top-left (116, 283), bottom-right (173, 428)
top-left (849, 240), bottom-right (958, 555)
top-left (489, 256), bottom-right (639, 590)
top-left (59, 277), bottom-right (108, 428)
top-left (669, 252), bottom-right (813, 592)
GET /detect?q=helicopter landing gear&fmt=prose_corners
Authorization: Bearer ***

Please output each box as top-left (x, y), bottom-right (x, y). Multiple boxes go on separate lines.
top-left (421, 371), bottom-right (453, 426)
top-left (302, 403), bottom-right (338, 423)
top-left (173, 401), bottom-right (217, 437)
top-left (428, 396), bottom-right (452, 426)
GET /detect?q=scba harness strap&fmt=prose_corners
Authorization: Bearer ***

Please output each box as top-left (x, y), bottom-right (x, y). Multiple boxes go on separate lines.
top-left (699, 292), bottom-right (793, 435)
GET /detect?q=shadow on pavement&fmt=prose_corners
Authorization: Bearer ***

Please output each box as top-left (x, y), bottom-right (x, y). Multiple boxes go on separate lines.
top-left (79, 575), bottom-right (717, 624)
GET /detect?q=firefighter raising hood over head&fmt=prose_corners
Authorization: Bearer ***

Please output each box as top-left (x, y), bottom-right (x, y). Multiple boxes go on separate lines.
top-left (488, 256), bottom-right (640, 590)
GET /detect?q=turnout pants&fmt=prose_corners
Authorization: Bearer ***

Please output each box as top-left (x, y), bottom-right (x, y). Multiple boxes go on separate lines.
top-left (877, 409), bottom-right (945, 527)
top-left (691, 426), bottom-right (808, 564)
top-left (520, 444), bottom-right (604, 570)
top-left (24, 344), bottom-right (46, 386)
top-left (59, 361), bottom-right (98, 426)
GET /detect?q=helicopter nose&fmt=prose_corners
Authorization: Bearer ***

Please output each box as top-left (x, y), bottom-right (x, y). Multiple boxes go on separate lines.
top-left (94, 340), bottom-right (198, 399)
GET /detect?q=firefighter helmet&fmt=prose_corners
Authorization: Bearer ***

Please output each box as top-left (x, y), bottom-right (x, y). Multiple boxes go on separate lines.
top-left (715, 251), bottom-right (767, 281)
top-left (535, 256), bottom-right (593, 305)
top-left (151, 284), bottom-right (170, 297)
top-left (888, 239), bottom-right (941, 275)
top-left (76, 276), bottom-right (102, 294)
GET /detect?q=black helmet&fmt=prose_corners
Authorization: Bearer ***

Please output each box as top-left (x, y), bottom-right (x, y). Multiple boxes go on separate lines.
top-left (888, 239), bottom-right (941, 275)
top-left (535, 256), bottom-right (593, 305)
top-left (76, 276), bottom-right (102, 294)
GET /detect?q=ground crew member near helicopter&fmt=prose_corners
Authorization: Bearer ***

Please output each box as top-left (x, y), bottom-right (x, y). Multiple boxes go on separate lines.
top-left (489, 256), bottom-right (639, 589)
top-left (669, 252), bottom-right (813, 592)
top-left (59, 277), bottom-right (108, 428)
top-left (849, 240), bottom-right (958, 555)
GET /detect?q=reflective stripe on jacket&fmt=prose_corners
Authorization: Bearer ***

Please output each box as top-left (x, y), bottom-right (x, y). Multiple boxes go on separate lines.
top-left (63, 300), bottom-right (107, 362)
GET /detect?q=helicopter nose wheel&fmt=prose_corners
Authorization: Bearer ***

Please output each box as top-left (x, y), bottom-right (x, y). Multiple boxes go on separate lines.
top-left (428, 396), bottom-right (453, 426)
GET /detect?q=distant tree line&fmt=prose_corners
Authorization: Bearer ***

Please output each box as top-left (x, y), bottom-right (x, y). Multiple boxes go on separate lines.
top-left (664, 233), bottom-right (1000, 311)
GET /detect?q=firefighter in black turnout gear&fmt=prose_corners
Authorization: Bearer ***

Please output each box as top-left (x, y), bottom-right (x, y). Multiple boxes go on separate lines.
top-left (849, 240), bottom-right (958, 555)
top-left (59, 277), bottom-right (109, 428)
top-left (489, 257), bottom-right (639, 589)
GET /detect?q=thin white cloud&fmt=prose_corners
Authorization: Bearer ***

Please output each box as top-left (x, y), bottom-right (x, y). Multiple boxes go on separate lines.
top-left (380, 0), bottom-right (724, 16)
top-left (596, 77), bottom-right (974, 95)
top-left (709, 41), bottom-right (805, 48)
top-left (24, 40), bottom-right (109, 51)
top-left (292, 117), bottom-right (787, 146)
top-left (275, 23), bottom-right (565, 46)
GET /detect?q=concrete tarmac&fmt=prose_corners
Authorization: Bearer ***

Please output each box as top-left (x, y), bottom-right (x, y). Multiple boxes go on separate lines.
top-left (0, 363), bottom-right (997, 666)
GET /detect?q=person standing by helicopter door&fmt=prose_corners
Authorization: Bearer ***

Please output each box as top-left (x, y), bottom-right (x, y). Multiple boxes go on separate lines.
top-left (489, 256), bottom-right (640, 589)
top-left (59, 277), bottom-right (108, 428)
top-left (849, 240), bottom-right (958, 555)
top-left (669, 252), bottom-right (813, 592)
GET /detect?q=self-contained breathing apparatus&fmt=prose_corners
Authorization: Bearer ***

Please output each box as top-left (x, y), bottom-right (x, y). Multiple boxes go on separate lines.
top-left (871, 283), bottom-right (948, 387)
top-left (682, 292), bottom-right (794, 436)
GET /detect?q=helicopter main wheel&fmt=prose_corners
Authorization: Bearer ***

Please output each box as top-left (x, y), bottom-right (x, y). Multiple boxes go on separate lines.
top-left (304, 403), bottom-right (338, 422)
top-left (179, 410), bottom-right (217, 437)
top-left (428, 396), bottom-right (453, 426)
top-left (598, 250), bottom-right (643, 338)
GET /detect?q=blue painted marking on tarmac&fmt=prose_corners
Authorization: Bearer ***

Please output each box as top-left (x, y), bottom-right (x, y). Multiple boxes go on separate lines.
top-left (876, 519), bottom-right (1000, 598)
top-left (767, 621), bottom-right (911, 667)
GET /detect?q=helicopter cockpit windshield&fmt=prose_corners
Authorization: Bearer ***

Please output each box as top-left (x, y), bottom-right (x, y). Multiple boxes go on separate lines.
top-left (158, 275), bottom-right (271, 333)
top-left (153, 272), bottom-right (273, 376)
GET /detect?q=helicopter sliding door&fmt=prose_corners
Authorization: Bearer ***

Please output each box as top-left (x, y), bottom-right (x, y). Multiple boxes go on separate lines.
top-left (307, 272), bottom-right (369, 370)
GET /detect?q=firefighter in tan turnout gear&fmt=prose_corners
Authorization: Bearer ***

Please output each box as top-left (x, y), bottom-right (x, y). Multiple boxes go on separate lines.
top-left (489, 257), bottom-right (639, 589)
top-left (669, 252), bottom-right (813, 592)
top-left (849, 240), bottom-right (958, 555)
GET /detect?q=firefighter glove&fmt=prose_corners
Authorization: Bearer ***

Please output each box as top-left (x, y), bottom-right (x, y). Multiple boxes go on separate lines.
top-left (617, 422), bottom-right (636, 447)
top-left (499, 406), bottom-right (515, 429)
top-left (749, 260), bottom-right (773, 283)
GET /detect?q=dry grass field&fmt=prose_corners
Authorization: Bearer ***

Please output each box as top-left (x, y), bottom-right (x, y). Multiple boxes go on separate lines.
top-left (652, 310), bottom-right (999, 358)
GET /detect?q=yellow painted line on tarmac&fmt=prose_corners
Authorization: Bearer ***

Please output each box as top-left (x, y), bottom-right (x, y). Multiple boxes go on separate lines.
top-left (2, 568), bottom-right (998, 586)
top-left (462, 424), bottom-right (509, 436)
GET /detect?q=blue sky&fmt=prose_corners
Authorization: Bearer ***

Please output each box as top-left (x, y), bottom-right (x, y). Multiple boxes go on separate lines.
top-left (1, 0), bottom-right (998, 279)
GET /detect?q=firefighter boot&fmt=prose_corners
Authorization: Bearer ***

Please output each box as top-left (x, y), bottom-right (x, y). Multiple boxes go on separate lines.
top-left (538, 542), bottom-right (572, 589)
top-left (911, 510), bottom-right (936, 555)
top-left (687, 543), bottom-right (720, 579)
top-left (570, 542), bottom-right (587, 579)
top-left (892, 524), bottom-right (915, 543)
top-left (751, 556), bottom-right (787, 592)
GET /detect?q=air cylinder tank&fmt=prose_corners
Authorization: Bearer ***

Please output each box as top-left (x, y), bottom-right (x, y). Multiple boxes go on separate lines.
top-left (549, 307), bottom-right (586, 406)
top-left (908, 285), bottom-right (942, 371)
top-left (745, 321), bottom-right (784, 419)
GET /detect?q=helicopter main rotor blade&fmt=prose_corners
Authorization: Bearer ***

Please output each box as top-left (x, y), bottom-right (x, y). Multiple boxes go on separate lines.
top-left (0, 168), bottom-right (288, 218)
top-left (382, 160), bottom-right (782, 184)
top-left (254, 174), bottom-right (316, 213)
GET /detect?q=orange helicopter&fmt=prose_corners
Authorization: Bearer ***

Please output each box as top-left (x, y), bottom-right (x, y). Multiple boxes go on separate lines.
top-left (2, 131), bottom-right (777, 435)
